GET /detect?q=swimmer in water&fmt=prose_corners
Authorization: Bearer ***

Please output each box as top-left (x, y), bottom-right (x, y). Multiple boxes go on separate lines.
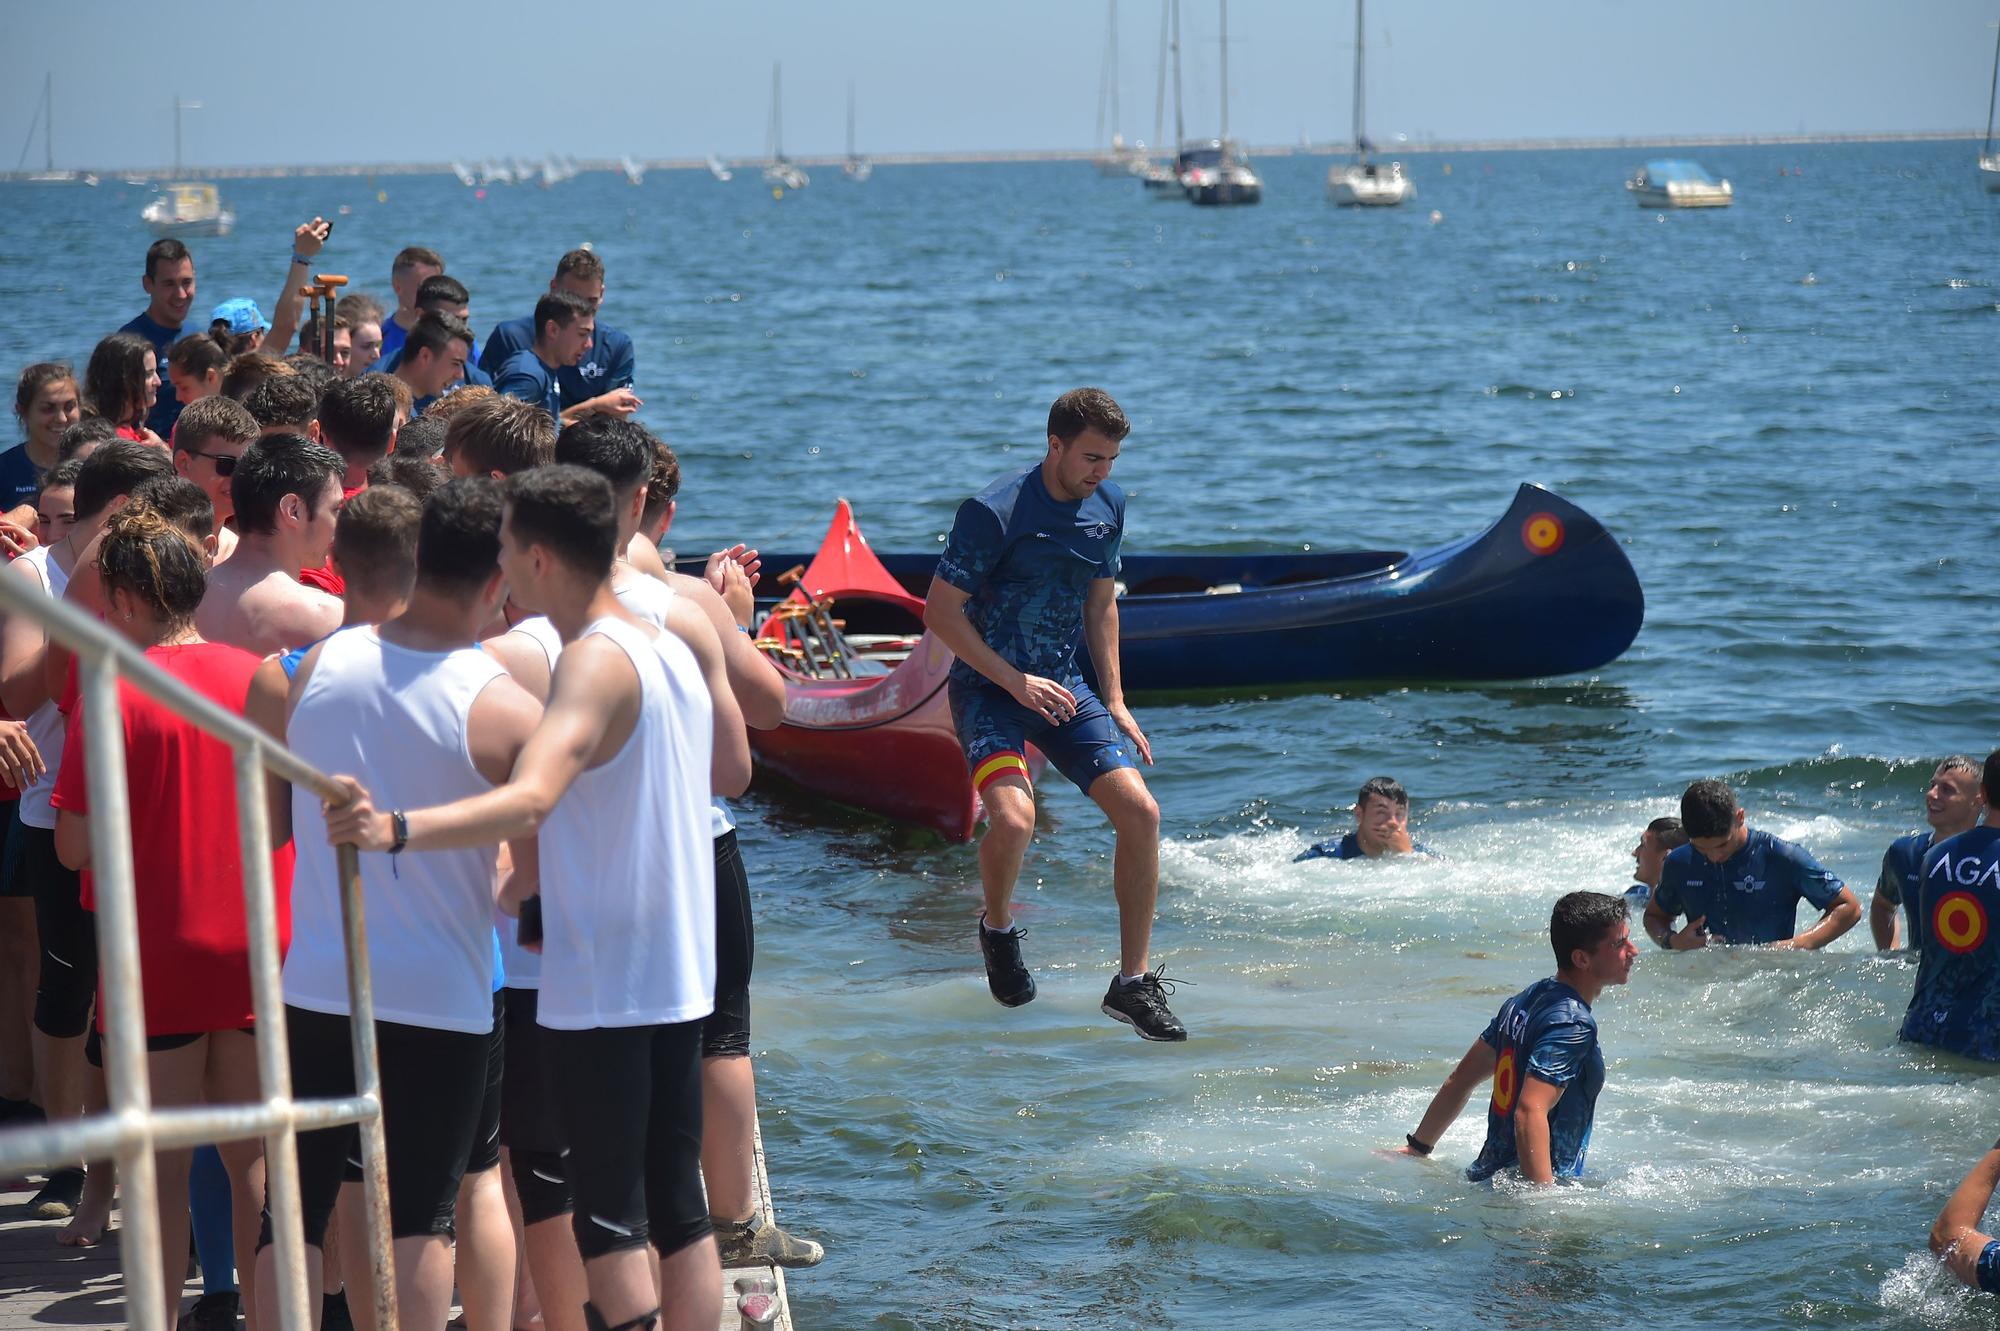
top-left (1625, 816), bottom-right (1687, 909)
top-left (1397, 892), bottom-right (1636, 1184)
top-left (1931, 1136), bottom-right (2000, 1293)
top-left (1296, 776), bottom-right (1434, 861)
top-left (1871, 756), bottom-right (1984, 951)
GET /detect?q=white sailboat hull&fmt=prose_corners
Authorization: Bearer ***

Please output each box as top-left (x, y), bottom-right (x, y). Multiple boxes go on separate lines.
top-left (1982, 154), bottom-right (2000, 192)
top-left (1328, 163), bottom-right (1414, 206)
top-left (1628, 178), bottom-right (1732, 208)
top-left (763, 164), bottom-right (809, 189)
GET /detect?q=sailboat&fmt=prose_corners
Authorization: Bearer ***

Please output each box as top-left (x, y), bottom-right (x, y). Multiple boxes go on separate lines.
top-left (1137, 0), bottom-right (1183, 193)
top-left (140, 97), bottom-right (234, 236)
top-left (707, 154), bottom-right (734, 183)
top-left (842, 82), bottom-right (872, 182)
top-left (1092, 1), bottom-right (1142, 175)
top-left (1182, 0), bottom-right (1262, 205)
top-left (762, 63), bottom-right (810, 191)
top-left (17, 75), bottom-right (78, 183)
top-left (621, 156), bottom-right (646, 186)
top-left (450, 161), bottom-right (477, 186)
top-left (1982, 19), bottom-right (2000, 191)
top-left (1326, 0), bottom-right (1413, 206)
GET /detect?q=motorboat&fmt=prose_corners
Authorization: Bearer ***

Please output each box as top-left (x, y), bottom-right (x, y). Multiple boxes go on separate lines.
top-left (1181, 140), bottom-right (1262, 206)
top-left (1627, 160), bottom-right (1733, 208)
top-left (1326, 0), bottom-right (1415, 206)
top-left (142, 181), bottom-right (234, 236)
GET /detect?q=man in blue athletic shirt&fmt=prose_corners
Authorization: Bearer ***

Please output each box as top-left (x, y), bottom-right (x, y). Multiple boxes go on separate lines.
top-left (1644, 779), bottom-right (1860, 950)
top-left (924, 387), bottom-right (1185, 1041)
top-left (365, 274), bottom-right (489, 383)
top-left (121, 238), bottom-right (196, 439)
top-left (481, 250), bottom-right (640, 423)
top-left (492, 293), bottom-right (594, 425)
top-left (1398, 891), bottom-right (1636, 1182)
top-left (375, 246), bottom-right (444, 365)
top-left (389, 313), bottom-right (475, 417)
top-left (1297, 776), bottom-right (1436, 861)
top-left (1872, 756), bottom-right (1984, 951)
top-left (1901, 751), bottom-right (2000, 1062)
top-left (1931, 1135), bottom-right (2000, 1294)
top-left (1623, 815), bottom-right (1686, 907)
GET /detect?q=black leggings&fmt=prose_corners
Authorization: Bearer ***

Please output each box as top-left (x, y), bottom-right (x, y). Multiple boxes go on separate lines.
top-left (22, 822), bottom-right (95, 1039)
top-left (544, 1019), bottom-right (708, 1260)
top-left (466, 989), bottom-right (505, 1173)
top-left (260, 1006), bottom-right (488, 1247)
top-left (500, 988), bottom-right (571, 1226)
top-left (704, 830), bottom-right (754, 1059)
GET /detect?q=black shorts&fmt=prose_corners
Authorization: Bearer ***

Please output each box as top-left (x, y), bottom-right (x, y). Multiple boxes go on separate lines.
top-left (544, 1019), bottom-right (708, 1260)
top-left (466, 989), bottom-right (505, 1174)
top-left (0, 802), bottom-right (27, 898)
top-left (500, 987), bottom-right (571, 1226)
top-left (262, 1005), bottom-right (487, 1247)
top-left (704, 830), bottom-right (754, 1060)
top-left (85, 1026), bottom-right (250, 1069)
top-left (22, 820), bottom-right (94, 1039)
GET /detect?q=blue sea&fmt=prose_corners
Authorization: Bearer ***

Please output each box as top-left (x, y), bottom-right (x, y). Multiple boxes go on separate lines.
top-left (3, 139), bottom-right (1998, 1328)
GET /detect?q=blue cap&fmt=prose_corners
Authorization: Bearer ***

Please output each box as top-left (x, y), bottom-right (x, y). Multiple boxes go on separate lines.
top-left (211, 298), bottom-right (271, 335)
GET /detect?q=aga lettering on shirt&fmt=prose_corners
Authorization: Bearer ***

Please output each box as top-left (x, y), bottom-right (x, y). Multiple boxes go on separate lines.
top-left (1466, 977), bottom-right (1603, 1183)
top-left (1651, 830), bottom-right (1844, 945)
top-left (1901, 826), bottom-right (2000, 1061)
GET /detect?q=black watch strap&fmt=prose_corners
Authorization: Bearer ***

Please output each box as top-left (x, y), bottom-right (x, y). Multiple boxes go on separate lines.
top-left (389, 810), bottom-right (410, 855)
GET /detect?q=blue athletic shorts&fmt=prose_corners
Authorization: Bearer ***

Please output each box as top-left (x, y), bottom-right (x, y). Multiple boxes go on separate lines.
top-left (948, 677), bottom-right (1137, 797)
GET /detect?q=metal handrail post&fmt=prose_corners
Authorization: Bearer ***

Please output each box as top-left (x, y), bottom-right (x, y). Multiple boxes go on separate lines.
top-left (336, 835), bottom-right (399, 1331)
top-left (233, 745), bottom-right (313, 1331)
top-left (79, 654), bottom-right (166, 1331)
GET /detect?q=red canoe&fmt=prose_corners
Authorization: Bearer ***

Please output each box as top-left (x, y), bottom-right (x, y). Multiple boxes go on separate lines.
top-left (749, 499), bottom-right (1039, 841)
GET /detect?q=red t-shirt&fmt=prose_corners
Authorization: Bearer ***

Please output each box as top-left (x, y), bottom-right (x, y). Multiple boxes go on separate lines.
top-left (297, 483), bottom-right (365, 597)
top-left (53, 642), bottom-right (295, 1036)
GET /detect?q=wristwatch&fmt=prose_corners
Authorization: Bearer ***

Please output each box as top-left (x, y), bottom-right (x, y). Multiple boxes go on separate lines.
top-left (388, 810), bottom-right (410, 855)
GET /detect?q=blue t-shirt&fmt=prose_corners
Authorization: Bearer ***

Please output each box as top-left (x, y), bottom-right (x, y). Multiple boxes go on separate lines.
top-left (0, 444), bottom-right (48, 509)
top-left (1901, 826), bottom-right (2000, 1061)
top-left (1877, 830), bottom-right (1935, 950)
top-left (492, 350), bottom-right (562, 422)
top-left (1295, 831), bottom-right (1436, 862)
top-left (934, 464), bottom-right (1124, 689)
top-left (120, 309), bottom-right (186, 438)
top-left (1624, 881), bottom-right (1654, 907)
top-left (480, 316), bottom-right (633, 405)
top-left (1466, 977), bottom-right (1603, 1182)
top-left (378, 314), bottom-right (410, 363)
top-left (1652, 829), bottom-right (1845, 945)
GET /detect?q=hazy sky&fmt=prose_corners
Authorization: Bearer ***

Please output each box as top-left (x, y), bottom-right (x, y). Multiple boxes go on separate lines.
top-left (7, 1), bottom-right (1996, 169)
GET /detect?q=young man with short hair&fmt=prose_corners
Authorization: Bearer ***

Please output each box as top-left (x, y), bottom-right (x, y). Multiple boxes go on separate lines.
top-left (1644, 779), bottom-right (1861, 950)
top-left (378, 246), bottom-right (444, 363)
top-left (1626, 815), bottom-right (1687, 906)
top-left (1901, 751), bottom-right (2000, 1061)
top-left (444, 395), bottom-right (556, 479)
top-left (242, 374), bottom-right (320, 438)
top-left (171, 394), bottom-right (259, 563)
top-left (1398, 891), bottom-right (1637, 1183)
top-left (315, 375), bottom-right (401, 490)
top-left (923, 387), bottom-right (1182, 1041)
top-left (194, 434), bottom-right (344, 654)
top-left (392, 312), bottom-right (475, 416)
top-left (371, 276), bottom-right (490, 384)
top-left (481, 250), bottom-right (639, 422)
top-left (1297, 776), bottom-right (1435, 861)
top-left (123, 238), bottom-right (197, 438)
top-left (1873, 756), bottom-right (1984, 951)
top-left (492, 293), bottom-right (595, 423)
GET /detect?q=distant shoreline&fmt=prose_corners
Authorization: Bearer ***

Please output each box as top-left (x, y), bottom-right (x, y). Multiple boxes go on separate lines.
top-left (2, 128), bottom-right (1980, 182)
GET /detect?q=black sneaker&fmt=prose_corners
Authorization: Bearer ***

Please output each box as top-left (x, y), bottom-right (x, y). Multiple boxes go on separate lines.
top-left (713, 1211), bottom-right (825, 1268)
top-left (179, 1291), bottom-right (241, 1331)
top-left (1101, 969), bottom-right (1189, 1042)
top-left (28, 1168), bottom-right (84, 1219)
top-left (977, 912), bottom-right (1036, 1007)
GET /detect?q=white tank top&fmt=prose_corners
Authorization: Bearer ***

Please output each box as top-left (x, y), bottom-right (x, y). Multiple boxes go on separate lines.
top-left (536, 615), bottom-right (715, 1030)
top-left (17, 547), bottom-right (70, 830)
top-left (284, 626), bottom-right (508, 1033)
top-left (614, 572), bottom-right (735, 840)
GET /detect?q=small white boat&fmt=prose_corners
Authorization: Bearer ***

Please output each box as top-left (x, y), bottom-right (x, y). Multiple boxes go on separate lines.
top-left (1627, 160), bottom-right (1732, 208)
top-left (843, 82), bottom-right (872, 182)
top-left (620, 156), bottom-right (645, 186)
top-left (707, 154), bottom-right (734, 183)
top-left (451, 161), bottom-right (477, 186)
top-left (763, 62), bottom-right (809, 192)
top-left (1326, 0), bottom-right (1414, 206)
top-left (142, 181), bottom-right (234, 236)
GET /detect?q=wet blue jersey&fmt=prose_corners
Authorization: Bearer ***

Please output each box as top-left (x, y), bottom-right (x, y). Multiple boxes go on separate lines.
top-left (1295, 831), bottom-right (1435, 862)
top-left (1466, 977), bottom-right (1602, 1182)
top-left (480, 316), bottom-right (633, 405)
top-left (1900, 826), bottom-right (2000, 1061)
top-left (1876, 830), bottom-right (1934, 950)
top-left (1651, 829), bottom-right (1844, 945)
top-left (935, 464), bottom-right (1123, 689)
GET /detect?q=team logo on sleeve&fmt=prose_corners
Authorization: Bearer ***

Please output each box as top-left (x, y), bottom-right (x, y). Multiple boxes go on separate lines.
top-left (1932, 891), bottom-right (1990, 955)
top-left (1080, 522), bottom-right (1114, 540)
top-left (1491, 1048), bottom-right (1519, 1114)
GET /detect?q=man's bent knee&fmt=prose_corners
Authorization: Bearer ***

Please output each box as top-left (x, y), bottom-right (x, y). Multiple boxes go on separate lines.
top-left (981, 778), bottom-right (1036, 843)
top-left (1092, 770), bottom-right (1159, 836)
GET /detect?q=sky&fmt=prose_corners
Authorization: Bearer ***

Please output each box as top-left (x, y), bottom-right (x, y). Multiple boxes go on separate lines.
top-left (6, 1), bottom-right (1996, 170)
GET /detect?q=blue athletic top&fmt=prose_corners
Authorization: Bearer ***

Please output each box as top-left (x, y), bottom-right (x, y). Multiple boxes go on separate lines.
top-left (1877, 830), bottom-right (1935, 950)
top-left (480, 316), bottom-right (633, 405)
top-left (1295, 831), bottom-right (1435, 862)
top-left (1466, 977), bottom-right (1602, 1183)
top-left (1980, 1239), bottom-right (2000, 1292)
top-left (1901, 826), bottom-right (2000, 1061)
top-left (0, 444), bottom-right (46, 508)
top-left (492, 349), bottom-right (562, 422)
top-left (935, 464), bottom-right (1123, 689)
top-left (120, 309), bottom-right (185, 438)
top-left (1652, 829), bottom-right (1845, 945)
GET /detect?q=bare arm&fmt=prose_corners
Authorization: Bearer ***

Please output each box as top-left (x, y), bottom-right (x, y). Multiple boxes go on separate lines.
top-left (482, 631), bottom-right (553, 705)
top-left (666, 596), bottom-right (751, 797)
top-left (1775, 887), bottom-right (1862, 951)
top-left (264, 218), bottom-right (331, 357)
top-left (1512, 1076), bottom-right (1565, 1185)
top-left (922, 577), bottom-right (1076, 723)
top-left (1399, 1039), bottom-right (1499, 1155)
top-left (1645, 896), bottom-right (1711, 951)
top-left (0, 562), bottom-right (52, 719)
top-left (669, 569), bottom-right (784, 730)
top-left (1869, 886), bottom-right (1902, 951)
top-left (1933, 1146), bottom-right (2000, 1288)
top-left (1084, 576), bottom-right (1150, 765)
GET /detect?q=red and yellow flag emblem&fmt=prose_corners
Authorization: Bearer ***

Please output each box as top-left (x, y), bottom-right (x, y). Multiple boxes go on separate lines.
top-left (1521, 512), bottom-right (1566, 556)
top-left (1933, 891), bottom-right (1990, 955)
top-left (1492, 1048), bottom-right (1520, 1115)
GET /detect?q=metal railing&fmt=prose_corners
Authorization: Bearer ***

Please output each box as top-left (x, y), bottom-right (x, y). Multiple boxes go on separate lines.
top-left (0, 569), bottom-right (400, 1331)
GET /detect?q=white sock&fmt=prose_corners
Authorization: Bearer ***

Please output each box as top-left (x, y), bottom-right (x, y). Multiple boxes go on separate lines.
top-left (1118, 972), bottom-right (1148, 986)
top-left (983, 917), bottom-right (1015, 934)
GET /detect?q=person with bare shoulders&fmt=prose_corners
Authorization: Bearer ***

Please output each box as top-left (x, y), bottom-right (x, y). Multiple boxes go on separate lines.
top-left (328, 465), bottom-right (749, 1331)
top-left (195, 434), bottom-right (343, 654)
top-left (171, 395), bottom-right (258, 564)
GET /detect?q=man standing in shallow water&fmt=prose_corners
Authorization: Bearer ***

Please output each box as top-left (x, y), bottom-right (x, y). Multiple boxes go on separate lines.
top-left (922, 387), bottom-right (1184, 1041)
top-left (1872, 756), bottom-right (1984, 951)
top-left (1296, 776), bottom-right (1434, 861)
top-left (1398, 891), bottom-right (1637, 1182)
top-left (1900, 750), bottom-right (2000, 1062)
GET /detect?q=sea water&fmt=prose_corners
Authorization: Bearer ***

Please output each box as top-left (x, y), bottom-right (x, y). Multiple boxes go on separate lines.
top-left (3, 139), bottom-right (1996, 1327)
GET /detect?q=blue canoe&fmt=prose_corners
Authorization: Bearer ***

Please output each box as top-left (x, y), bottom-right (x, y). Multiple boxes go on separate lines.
top-left (721, 483), bottom-right (1643, 692)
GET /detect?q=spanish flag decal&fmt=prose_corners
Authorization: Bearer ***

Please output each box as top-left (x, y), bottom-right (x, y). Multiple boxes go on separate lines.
top-left (1933, 891), bottom-right (1990, 955)
top-left (974, 751), bottom-right (1031, 793)
top-left (1492, 1048), bottom-right (1520, 1115)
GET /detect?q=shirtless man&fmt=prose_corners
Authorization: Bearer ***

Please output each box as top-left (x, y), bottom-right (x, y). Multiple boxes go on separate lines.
top-left (170, 395), bottom-right (258, 563)
top-left (195, 434), bottom-right (343, 654)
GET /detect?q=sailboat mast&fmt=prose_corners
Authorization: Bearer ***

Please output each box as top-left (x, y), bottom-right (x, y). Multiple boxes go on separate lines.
top-left (1110, 0), bottom-right (1121, 145)
top-left (1353, 0), bottom-right (1367, 159)
top-left (770, 64), bottom-right (782, 161)
top-left (1153, 0), bottom-right (1169, 156)
top-left (1171, 0), bottom-right (1184, 151)
top-left (1987, 20), bottom-right (1999, 156)
top-left (1219, 0), bottom-right (1229, 144)
top-left (847, 81), bottom-right (856, 159)
top-left (44, 74), bottom-right (54, 172)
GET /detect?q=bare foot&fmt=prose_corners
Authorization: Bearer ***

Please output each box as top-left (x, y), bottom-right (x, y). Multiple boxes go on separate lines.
top-left (57, 1174), bottom-right (115, 1247)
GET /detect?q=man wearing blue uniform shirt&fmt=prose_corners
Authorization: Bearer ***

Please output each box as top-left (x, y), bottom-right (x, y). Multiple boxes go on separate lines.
top-left (481, 250), bottom-right (640, 423)
top-left (375, 246), bottom-right (444, 365)
top-left (1624, 815), bottom-right (1687, 906)
top-left (1643, 779), bottom-right (1860, 949)
top-left (1297, 776), bottom-right (1434, 861)
top-left (1398, 891), bottom-right (1636, 1183)
top-left (492, 293), bottom-right (594, 425)
top-left (1872, 756), bottom-right (1984, 951)
top-left (364, 275), bottom-right (489, 386)
top-left (923, 387), bottom-right (1184, 1041)
top-left (121, 238), bottom-right (196, 439)
top-left (1901, 751), bottom-right (2000, 1061)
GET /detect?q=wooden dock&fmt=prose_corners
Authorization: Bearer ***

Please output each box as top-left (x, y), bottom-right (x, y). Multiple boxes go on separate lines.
top-left (0, 1114), bottom-right (795, 1331)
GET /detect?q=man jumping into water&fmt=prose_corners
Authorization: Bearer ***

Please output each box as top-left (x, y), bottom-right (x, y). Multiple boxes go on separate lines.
top-left (923, 387), bottom-right (1183, 1042)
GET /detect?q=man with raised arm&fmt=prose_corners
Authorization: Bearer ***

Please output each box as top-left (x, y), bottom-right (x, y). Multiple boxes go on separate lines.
top-left (1398, 891), bottom-right (1637, 1183)
top-left (194, 434), bottom-right (344, 654)
top-left (327, 465), bottom-right (748, 1331)
top-left (1873, 756), bottom-right (1984, 951)
top-left (1644, 779), bottom-right (1861, 951)
top-left (922, 387), bottom-right (1181, 1041)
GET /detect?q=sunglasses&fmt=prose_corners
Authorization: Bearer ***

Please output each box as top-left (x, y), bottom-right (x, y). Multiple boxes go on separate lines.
top-left (188, 449), bottom-right (241, 477)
